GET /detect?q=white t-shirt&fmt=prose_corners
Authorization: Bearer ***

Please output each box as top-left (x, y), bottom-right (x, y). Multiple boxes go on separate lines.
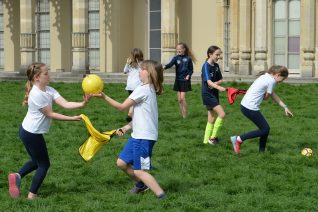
top-left (22, 85), bottom-right (61, 134)
top-left (241, 73), bottom-right (276, 111)
top-left (123, 64), bottom-right (142, 91)
top-left (129, 84), bottom-right (158, 141)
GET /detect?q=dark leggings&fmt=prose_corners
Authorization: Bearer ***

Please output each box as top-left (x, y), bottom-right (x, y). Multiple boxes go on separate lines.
top-left (240, 105), bottom-right (270, 152)
top-left (18, 126), bottom-right (50, 194)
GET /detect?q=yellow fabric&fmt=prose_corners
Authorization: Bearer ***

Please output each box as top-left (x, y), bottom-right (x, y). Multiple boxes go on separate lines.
top-left (79, 114), bottom-right (116, 161)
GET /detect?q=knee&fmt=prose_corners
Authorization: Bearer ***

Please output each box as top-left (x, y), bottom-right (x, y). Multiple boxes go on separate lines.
top-left (39, 160), bottom-right (50, 171)
top-left (261, 126), bottom-right (270, 136)
top-left (219, 112), bottom-right (226, 119)
top-left (178, 97), bottom-right (185, 104)
top-left (133, 170), bottom-right (146, 178)
top-left (116, 159), bottom-right (128, 170)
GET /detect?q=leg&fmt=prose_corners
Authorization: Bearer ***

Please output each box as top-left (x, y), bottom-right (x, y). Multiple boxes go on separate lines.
top-left (210, 105), bottom-right (225, 139)
top-left (240, 106), bottom-right (270, 151)
top-left (203, 110), bottom-right (216, 144)
top-left (116, 158), bottom-right (140, 182)
top-left (178, 91), bottom-right (187, 118)
top-left (134, 170), bottom-right (164, 197)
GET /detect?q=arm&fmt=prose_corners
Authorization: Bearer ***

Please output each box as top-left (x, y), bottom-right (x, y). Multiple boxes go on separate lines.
top-left (164, 57), bottom-right (176, 70)
top-left (271, 91), bottom-right (293, 117)
top-left (40, 106), bottom-right (81, 121)
top-left (54, 95), bottom-right (90, 109)
top-left (207, 80), bottom-right (227, 92)
top-left (101, 92), bottom-right (135, 111)
top-left (185, 58), bottom-right (194, 80)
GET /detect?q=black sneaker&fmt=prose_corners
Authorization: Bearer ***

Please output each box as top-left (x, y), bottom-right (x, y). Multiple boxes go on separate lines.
top-left (126, 116), bottom-right (132, 122)
top-left (208, 137), bottom-right (219, 145)
top-left (130, 185), bottom-right (149, 193)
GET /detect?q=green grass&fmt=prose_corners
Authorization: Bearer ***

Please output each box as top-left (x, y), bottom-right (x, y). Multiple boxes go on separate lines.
top-left (1, 81), bottom-right (318, 211)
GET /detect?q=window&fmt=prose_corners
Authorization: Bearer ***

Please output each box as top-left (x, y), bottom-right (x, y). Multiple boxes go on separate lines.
top-left (88, 0), bottom-right (100, 70)
top-left (36, 0), bottom-right (50, 66)
top-left (0, 0), bottom-right (4, 69)
top-left (149, 0), bottom-right (161, 62)
top-left (273, 0), bottom-right (300, 71)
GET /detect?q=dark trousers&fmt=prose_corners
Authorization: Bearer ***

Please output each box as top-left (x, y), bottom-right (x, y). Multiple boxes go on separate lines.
top-left (240, 105), bottom-right (270, 152)
top-left (18, 126), bottom-right (50, 194)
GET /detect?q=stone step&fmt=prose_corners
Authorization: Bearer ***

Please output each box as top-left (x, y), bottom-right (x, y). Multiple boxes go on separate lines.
top-left (0, 71), bottom-right (317, 84)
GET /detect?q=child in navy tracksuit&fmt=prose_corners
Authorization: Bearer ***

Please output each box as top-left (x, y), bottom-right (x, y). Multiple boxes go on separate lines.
top-left (164, 42), bottom-right (196, 118)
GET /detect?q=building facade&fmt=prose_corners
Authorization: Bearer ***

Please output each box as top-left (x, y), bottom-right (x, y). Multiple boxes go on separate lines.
top-left (0, 0), bottom-right (317, 78)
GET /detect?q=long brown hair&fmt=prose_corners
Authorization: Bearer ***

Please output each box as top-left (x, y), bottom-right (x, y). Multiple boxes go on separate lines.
top-left (206, 45), bottom-right (221, 61)
top-left (22, 63), bottom-right (46, 106)
top-left (258, 65), bottom-right (289, 77)
top-left (177, 42), bottom-right (197, 64)
top-left (128, 48), bottom-right (144, 68)
top-left (140, 60), bottom-right (164, 95)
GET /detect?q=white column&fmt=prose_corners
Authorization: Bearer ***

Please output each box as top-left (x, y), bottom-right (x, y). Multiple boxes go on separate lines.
top-left (230, 0), bottom-right (239, 74)
top-left (253, 0), bottom-right (268, 74)
top-left (161, 0), bottom-right (177, 65)
top-left (239, 0), bottom-right (252, 75)
top-left (72, 0), bottom-right (88, 73)
top-left (300, 0), bottom-right (315, 77)
top-left (20, 0), bottom-right (36, 74)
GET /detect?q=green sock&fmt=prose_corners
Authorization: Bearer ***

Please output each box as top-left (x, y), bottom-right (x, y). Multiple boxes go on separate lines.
top-left (211, 117), bottom-right (224, 139)
top-left (203, 122), bottom-right (214, 144)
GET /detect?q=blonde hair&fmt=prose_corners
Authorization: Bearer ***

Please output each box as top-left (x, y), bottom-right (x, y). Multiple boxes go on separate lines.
top-left (258, 65), bottom-right (289, 77)
top-left (140, 60), bottom-right (164, 95)
top-left (128, 48), bottom-right (144, 68)
top-left (22, 63), bottom-right (47, 106)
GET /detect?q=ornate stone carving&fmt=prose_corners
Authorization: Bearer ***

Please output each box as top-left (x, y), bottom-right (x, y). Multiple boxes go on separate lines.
top-left (162, 33), bottom-right (178, 49)
top-left (72, 32), bottom-right (88, 48)
top-left (20, 33), bottom-right (35, 49)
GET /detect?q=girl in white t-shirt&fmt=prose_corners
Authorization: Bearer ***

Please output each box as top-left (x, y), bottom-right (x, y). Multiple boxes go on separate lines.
top-left (94, 60), bottom-right (165, 199)
top-left (230, 65), bottom-right (293, 154)
top-left (123, 48), bottom-right (143, 122)
top-left (8, 63), bottom-right (90, 200)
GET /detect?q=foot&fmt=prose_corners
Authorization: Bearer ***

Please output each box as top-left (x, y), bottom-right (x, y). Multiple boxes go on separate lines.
top-left (130, 185), bottom-right (149, 194)
top-left (126, 115), bottom-right (132, 122)
top-left (8, 173), bottom-right (21, 198)
top-left (230, 136), bottom-right (241, 154)
top-left (27, 192), bottom-right (38, 200)
top-left (208, 137), bottom-right (219, 145)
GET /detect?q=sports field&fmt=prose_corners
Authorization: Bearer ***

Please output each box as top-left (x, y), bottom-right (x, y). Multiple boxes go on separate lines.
top-left (1, 81), bottom-right (318, 211)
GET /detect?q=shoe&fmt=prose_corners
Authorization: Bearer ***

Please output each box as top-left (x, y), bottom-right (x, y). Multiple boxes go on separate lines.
top-left (126, 116), bottom-right (132, 122)
top-left (208, 137), bottom-right (219, 145)
top-left (230, 136), bottom-right (241, 154)
top-left (130, 185), bottom-right (149, 194)
top-left (8, 173), bottom-right (21, 198)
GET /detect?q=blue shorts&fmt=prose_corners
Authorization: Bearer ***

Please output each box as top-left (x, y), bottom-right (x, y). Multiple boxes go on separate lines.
top-left (119, 137), bottom-right (156, 170)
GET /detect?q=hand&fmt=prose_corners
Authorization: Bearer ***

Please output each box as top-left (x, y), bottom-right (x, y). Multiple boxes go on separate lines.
top-left (92, 92), bottom-right (105, 98)
top-left (72, 115), bottom-right (82, 121)
top-left (285, 108), bottom-right (293, 118)
top-left (126, 57), bottom-right (132, 64)
top-left (82, 94), bottom-right (92, 105)
top-left (219, 87), bottom-right (227, 92)
top-left (116, 128), bottom-right (126, 136)
top-left (185, 75), bottom-right (190, 80)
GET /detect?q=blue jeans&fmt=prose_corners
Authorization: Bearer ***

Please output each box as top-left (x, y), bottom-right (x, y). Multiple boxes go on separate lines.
top-left (240, 105), bottom-right (270, 152)
top-left (18, 126), bottom-right (50, 194)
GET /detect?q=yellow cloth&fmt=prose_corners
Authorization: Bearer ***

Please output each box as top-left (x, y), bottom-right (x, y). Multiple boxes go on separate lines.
top-left (79, 114), bottom-right (116, 161)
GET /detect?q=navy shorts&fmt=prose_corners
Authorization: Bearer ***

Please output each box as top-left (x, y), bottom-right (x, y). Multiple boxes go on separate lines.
top-left (202, 92), bottom-right (220, 110)
top-left (119, 137), bottom-right (156, 170)
top-left (173, 80), bottom-right (192, 92)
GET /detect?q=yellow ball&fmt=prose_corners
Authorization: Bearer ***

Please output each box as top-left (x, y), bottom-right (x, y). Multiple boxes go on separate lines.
top-left (82, 74), bottom-right (104, 94)
top-left (301, 148), bottom-right (313, 157)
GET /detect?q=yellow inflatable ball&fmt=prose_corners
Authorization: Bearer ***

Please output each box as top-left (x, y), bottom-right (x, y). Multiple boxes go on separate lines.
top-left (82, 74), bottom-right (104, 94)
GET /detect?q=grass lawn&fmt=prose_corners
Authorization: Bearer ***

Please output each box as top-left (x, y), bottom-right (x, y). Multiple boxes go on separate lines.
top-left (0, 81), bottom-right (318, 211)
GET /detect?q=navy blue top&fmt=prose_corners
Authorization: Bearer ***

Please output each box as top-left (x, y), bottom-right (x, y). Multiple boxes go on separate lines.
top-left (201, 62), bottom-right (223, 96)
top-left (165, 55), bottom-right (193, 81)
